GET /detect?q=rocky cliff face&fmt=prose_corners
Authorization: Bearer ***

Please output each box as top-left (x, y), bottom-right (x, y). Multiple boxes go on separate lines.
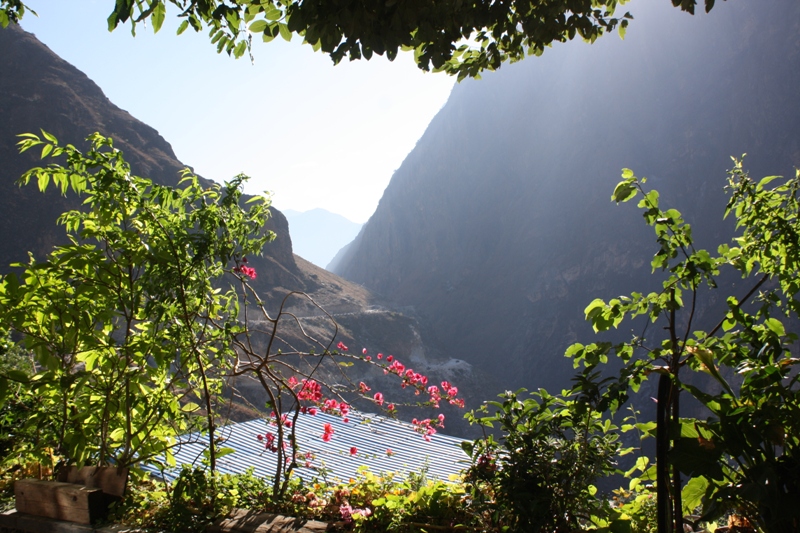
top-left (333, 0), bottom-right (800, 393)
top-left (1, 24), bottom-right (297, 269)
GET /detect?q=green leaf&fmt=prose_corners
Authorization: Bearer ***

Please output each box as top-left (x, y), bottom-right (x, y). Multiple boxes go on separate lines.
top-left (278, 23), bottom-right (291, 42)
top-left (618, 19), bottom-right (629, 40)
top-left (757, 175), bottom-right (781, 190)
top-left (682, 476), bottom-right (709, 515)
top-left (670, 437), bottom-right (724, 480)
top-left (6, 370), bottom-right (29, 383)
top-left (152, 2), bottom-right (166, 33)
top-left (691, 347), bottom-right (733, 395)
top-left (612, 182), bottom-right (636, 203)
top-left (233, 40), bottom-right (247, 58)
top-left (264, 7), bottom-right (282, 20)
top-left (181, 402), bottom-right (201, 412)
top-left (461, 441), bottom-right (474, 457)
top-left (249, 19), bottom-right (268, 33)
top-left (177, 19), bottom-right (189, 35)
top-left (584, 298), bottom-right (606, 320)
top-left (765, 317), bottom-right (785, 336)
top-left (35, 172), bottom-right (50, 192)
top-left (216, 446), bottom-right (236, 459)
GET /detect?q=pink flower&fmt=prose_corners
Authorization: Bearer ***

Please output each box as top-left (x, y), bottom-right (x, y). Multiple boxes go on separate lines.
top-left (321, 422), bottom-right (334, 442)
top-left (350, 446), bottom-right (358, 456)
top-left (377, 353), bottom-right (383, 359)
top-left (362, 348), bottom-right (368, 355)
top-left (337, 341), bottom-right (348, 351)
top-left (386, 448), bottom-right (394, 456)
top-left (365, 355), bottom-right (371, 361)
top-left (387, 403), bottom-right (395, 412)
top-left (373, 392), bottom-right (384, 406)
top-left (386, 355), bottom-right (393, 362)
top-left (233, 265), bottom-right (257, 279)
top-left (438, 413), bottom-right (445, 424)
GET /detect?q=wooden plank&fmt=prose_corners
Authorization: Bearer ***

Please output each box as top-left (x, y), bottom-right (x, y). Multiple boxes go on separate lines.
top-left (207, 509), bottom-right (330, 533)
top-left (56, 466), bottom-right (128, 498)
top-left (14, 480), bottom-right (105, 525)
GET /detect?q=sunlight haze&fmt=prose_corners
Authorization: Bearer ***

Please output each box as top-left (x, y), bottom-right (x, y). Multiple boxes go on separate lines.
top-left (19, 0), bottom-right (456, 223)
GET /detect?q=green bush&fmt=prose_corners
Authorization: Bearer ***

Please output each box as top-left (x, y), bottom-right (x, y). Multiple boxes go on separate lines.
top-left (463, 387), bottom-right (624, 532)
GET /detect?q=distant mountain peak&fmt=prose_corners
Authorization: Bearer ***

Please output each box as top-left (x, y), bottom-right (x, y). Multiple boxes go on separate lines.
top-left (283, 208), bottom-right (363, 269)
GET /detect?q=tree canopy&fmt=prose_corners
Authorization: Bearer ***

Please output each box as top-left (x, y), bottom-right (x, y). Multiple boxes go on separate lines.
top-left (1, 0), bottom-right (724, 79)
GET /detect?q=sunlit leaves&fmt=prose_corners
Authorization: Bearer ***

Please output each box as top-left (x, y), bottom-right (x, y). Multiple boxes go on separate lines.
top-left (0, 0), bottom-right (728, 79)
top-left (0, 132), bottom-right (274, 469)
top-left (573, 160), bottom-right (800, 528)
top-left (151, 1), bottom-right (166, 33)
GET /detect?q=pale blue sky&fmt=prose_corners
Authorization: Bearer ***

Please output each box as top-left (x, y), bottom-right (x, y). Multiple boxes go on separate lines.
top-left (18, 1), bottom-right (456, 223)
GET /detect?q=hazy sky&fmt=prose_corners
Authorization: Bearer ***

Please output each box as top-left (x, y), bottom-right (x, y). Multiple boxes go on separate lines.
top-left (18, 1), bottom-right (456, 223)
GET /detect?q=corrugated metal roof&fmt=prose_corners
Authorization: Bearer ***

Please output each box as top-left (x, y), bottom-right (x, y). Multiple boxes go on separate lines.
top-left (147, 411), bottom-right (469, 484)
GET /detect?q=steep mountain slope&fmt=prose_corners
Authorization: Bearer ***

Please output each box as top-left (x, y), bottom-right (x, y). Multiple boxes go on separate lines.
top-left (283, 208), bottom-right (362, 269)
top-left (0, 22), bottom-right (301, 277)
top-left (333, 0), bottom-right (800, 393)
top-left (0, 23), bottom-right (487, 435)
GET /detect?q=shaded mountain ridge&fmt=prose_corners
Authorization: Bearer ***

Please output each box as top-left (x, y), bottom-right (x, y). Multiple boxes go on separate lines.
top-left (332, 0), bottom-right (800, 394)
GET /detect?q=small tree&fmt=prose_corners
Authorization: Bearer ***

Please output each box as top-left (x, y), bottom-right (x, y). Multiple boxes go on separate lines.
top-left (463, 384), bottom-right (624, 532)
top-left (0, 132), bottom-right (272, 471)
top-left (568, 161), bottom-right (800, 532)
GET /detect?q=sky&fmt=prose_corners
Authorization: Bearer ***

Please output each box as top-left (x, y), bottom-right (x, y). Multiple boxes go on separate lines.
top-left (18, 1), bottom-right (456, 223)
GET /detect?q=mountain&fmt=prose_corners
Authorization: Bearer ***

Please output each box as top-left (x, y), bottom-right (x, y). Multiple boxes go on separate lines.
top-left (282, 208), bottom-right (362, 270)
top-left (332, 0), bottom-right (800, 394)
top-left (0, 23), bottom-right (487, 436)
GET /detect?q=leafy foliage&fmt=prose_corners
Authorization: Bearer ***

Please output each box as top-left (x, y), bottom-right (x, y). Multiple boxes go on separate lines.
top-left (111, 466), bottom-right (477, 533)
top-left (0, 0), bottom-right (726, 79)
top-left (569, 162), bottom-right (800, 532)
top-left (459, 160), bottom-right (800, 533)
top-left (463, 386), bottom-right (625, 532)
top-left (0, 132), bottom-right (273, 472)
top-left (0, 132), bottom-right (466, 513)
